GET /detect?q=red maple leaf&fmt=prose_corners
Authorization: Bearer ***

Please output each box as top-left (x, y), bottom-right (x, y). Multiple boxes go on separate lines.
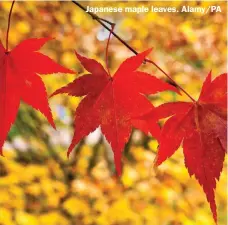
top-left (0, 37), bottom-right (74, 154)
top-left (51, 49), bottom-right (179, 175)
top-left (142, 71), bottom-right (227, 222)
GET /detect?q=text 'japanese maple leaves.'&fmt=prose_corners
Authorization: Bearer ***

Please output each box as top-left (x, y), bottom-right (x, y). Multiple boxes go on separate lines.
top-left (0, 37), bottom-right (74, 154)
top-left (141, 72), bottom-right (227, 223)
top-left (51, 49), bottom-right (179, 175)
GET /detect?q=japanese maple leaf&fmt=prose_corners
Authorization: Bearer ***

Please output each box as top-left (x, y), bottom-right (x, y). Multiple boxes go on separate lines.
top-left (142, 72), bottom-right (227, 223)
top-left (51, 49), bottom-right (179, 175)
top-left (0, 37), bottom-right (73, 154)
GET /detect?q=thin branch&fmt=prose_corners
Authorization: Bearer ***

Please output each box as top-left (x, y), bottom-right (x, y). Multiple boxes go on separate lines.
top-left (71, 1), bottom-right (196, 103)
top-left (6, 0), bottom-right (15, 52)
top-left (105, 24), bottom-right (115, 77)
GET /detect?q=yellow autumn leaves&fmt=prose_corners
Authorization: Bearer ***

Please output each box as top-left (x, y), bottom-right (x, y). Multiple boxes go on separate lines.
top-left (0, 1), bottom-right (227, 225)
top-left (0, 148), bottom-right (226, 225)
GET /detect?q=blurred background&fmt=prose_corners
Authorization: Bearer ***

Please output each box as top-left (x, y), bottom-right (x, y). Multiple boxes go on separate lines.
top-left (0, 1), bottom-right (227, 225)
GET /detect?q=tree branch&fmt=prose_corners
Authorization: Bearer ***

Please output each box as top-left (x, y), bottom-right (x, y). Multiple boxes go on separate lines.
top-left (6, 0), bottom-right (15, 52)
top-left (71, 1), bottom-right (196, 103)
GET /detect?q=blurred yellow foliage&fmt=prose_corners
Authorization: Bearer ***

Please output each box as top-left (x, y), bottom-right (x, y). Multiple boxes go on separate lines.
top-left (0, 1), bottom-right (227, 225)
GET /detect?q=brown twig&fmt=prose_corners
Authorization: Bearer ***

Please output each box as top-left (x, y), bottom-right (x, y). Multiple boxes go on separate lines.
top-left (105, 24), bottom-right (115, 76)
top-left (71, 1), bottom-right (196, 103)
top-left (6, 0), bottom-right (15, 52)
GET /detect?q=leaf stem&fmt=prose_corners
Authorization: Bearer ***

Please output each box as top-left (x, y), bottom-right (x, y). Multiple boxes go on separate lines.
top-left (145, 59), bottom-right (196, 102)
top-left (71, 1), bottom-right (196, 103)
top-left (105, 24), bottom-right (115, 77)
top-left (6, 0), bottom-right (15, 52)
